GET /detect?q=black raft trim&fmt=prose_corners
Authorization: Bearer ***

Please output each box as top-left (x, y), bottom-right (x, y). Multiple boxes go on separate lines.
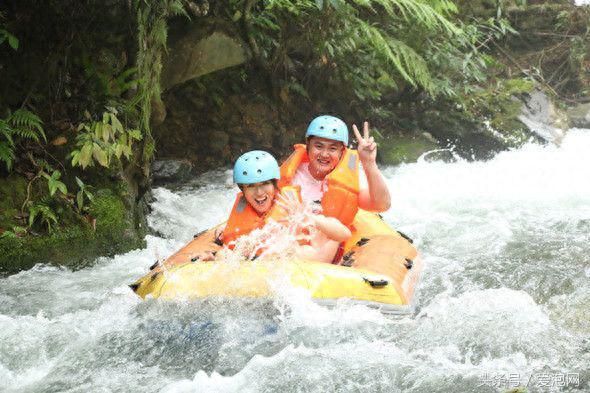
top-left (193, 230), bottom-right (206, 238)
top-left (397, 231), bottom-right (414, 244)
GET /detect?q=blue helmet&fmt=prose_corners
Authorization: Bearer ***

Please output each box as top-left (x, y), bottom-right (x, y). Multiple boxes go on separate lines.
top-left (305, 115), bottom-right (349, 145)
top-left (233, 150), bottom-right (280, 185)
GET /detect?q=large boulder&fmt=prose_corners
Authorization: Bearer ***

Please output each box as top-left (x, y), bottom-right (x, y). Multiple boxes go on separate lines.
top-left (162, 26), bottom-right (250, 90)
top-left (151, 159), bottom-right (194, 186)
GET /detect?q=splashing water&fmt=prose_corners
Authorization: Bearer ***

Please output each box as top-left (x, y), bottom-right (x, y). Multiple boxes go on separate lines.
top-left (1, 130), bottom-right (589, 392)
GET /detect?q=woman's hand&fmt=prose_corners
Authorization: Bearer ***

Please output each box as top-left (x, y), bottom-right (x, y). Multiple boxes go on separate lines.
top-left (276, 189), bottom-right (305, 216)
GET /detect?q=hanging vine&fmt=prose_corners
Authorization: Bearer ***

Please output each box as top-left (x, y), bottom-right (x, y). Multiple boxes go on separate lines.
top-left (134, 0), bottom-right (189, 173)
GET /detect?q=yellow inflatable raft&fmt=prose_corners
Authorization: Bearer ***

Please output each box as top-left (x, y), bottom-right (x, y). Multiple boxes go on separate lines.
top-left (130, 210), bottom-right (423, 314)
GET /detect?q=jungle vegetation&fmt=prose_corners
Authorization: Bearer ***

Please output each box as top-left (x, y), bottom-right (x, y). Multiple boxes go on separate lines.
top-left (0, 0), bottom-right (588, 269)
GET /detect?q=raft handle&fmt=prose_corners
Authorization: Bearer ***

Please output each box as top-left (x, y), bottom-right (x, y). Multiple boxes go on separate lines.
top-left (397, 231), bottom-right (414, 244)
top-left (193, 230), bottom-right (206, 238)
top-left (363, 277), bottom-right (389, 288)
top-left (341, 251), bottom-right (355, 267)
top-left (129, 283), bottom-right (140, 293)
top-left (356, 237), bottom-right (370, 247)
top-left (149, 260), bottom-right (159, 270)
top-left (404, 258), bottom-right (413, 269)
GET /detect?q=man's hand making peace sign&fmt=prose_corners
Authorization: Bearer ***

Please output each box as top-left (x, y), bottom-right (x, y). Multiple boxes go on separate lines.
top-left (352, 120), bottom-right (391, 212)
top-left (352, 121), bottom-right (377, 167)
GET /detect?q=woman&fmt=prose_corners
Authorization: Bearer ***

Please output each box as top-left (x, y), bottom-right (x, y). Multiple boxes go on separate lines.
top-left (199, 150), bottom-right (350, 263)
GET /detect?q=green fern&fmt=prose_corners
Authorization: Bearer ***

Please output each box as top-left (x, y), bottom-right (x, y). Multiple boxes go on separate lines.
top-left (0, 109), bottom-right (46, 170)
top-left (28, 203), bottom-right (58, 233)
top-left (8, 109), bottom-right (46, 141)
top-left (0, 141), bottom-right (16, 170)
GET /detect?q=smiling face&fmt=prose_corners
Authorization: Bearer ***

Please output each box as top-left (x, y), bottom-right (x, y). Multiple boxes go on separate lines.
top-left (307, 137), bottom-right (345, 180)
top-left (241, 180), bottom-right (277, 215)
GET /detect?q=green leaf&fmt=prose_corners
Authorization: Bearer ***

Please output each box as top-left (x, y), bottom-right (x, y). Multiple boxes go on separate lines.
top-left (92, 145), bottom-right (109, 167)
top-left (8, 34), bottom-right (18, 50)
top-left (28, 208), bottom-right (38, 227)
top-left (75, 176), bottom-right (84, 189)
top-left (123, 144), bottom-right (132, 159)
top-left (127, 129), bottom-right (142, 140)
top-left (48, 181), bottom-right (57, 196)
top-left (70, 151), bottom-right (79, 167)
top-left (77, 191), bottom-right (84, 210)
top-left (79, 143), bottom-right (93, 168)
top-left (102, 123), bottom-right (112, 142)
top-left (94, 122), bottom-right (104, 140)
top-left (110, 114), bottom-right (123, 134)
top-left (57, 182), bottom-right (68, 195)
top-left (114, 143), bottom-right (124, 159)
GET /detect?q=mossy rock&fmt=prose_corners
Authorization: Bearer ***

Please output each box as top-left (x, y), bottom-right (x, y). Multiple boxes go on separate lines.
top-left (0, 175), bottom-right (28, 229)
top-left (376, 133), bottom-right (439, 166)
top-left (0, 187), bottom-right (146, 274)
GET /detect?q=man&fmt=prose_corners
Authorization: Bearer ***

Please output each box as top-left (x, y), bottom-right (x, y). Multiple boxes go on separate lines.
top-left (278, 115), bottom-right (391, 226)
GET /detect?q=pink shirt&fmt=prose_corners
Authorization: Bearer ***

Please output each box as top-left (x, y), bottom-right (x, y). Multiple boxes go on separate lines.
top-left (291, 162), bottom-right (368, 206)
top-left (291, 163), bottom-right (327, 205)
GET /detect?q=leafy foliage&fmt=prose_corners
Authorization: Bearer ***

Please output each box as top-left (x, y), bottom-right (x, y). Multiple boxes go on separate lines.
top-left (70, 108), bottom-right (142, 169)
top-left (41, 170), bottom-right (68, 197)
top-left (221, 0), bottom-right (520, 119)
top-left (231, 0), bottom-right (470, 101)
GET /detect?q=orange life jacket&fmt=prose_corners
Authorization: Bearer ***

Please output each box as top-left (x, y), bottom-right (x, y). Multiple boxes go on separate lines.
top-left (222, 186), bottom-right (302, 246)
top-left (278, 144), bottom-right (360, 226)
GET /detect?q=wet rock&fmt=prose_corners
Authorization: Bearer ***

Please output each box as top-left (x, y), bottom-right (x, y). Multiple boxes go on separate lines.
top-left (567, 102), bottom-right (590, 128)
top-left (375, 132), bottom-right (439, 165)
top-left (151, 159), bottom-right (194, 185)
top-left (518, 89), bottom-right (568, 144)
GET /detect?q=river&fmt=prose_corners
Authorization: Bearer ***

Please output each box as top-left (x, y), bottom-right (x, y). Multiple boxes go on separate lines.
top-left (1, 129), bottom-right (589, 393)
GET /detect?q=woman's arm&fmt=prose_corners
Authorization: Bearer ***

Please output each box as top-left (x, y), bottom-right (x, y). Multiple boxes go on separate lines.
top-left (309, 214), bottom-right (351, 243)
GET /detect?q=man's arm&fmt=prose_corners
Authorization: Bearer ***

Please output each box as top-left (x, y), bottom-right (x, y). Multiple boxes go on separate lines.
top-left (353, 122), bottom-right (391, 212)
top-left (358, 162), bottom-right (391, 212)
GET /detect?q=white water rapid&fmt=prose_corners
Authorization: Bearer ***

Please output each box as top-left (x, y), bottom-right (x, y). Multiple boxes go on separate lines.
top-left (1, 129), bottom-right (589, 393)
